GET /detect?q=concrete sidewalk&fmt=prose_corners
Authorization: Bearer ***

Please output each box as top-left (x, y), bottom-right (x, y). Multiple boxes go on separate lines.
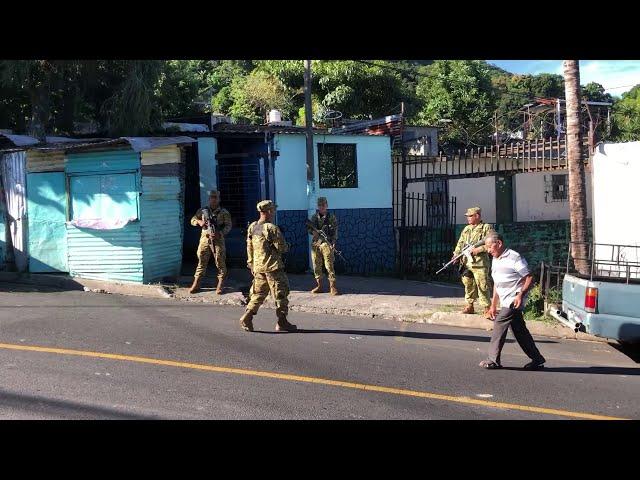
top-left (1, 268), bottom-right (604, 343)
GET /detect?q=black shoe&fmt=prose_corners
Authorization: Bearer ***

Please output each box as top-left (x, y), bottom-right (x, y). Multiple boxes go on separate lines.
top-left (523, 358), bottom-right (546, 370)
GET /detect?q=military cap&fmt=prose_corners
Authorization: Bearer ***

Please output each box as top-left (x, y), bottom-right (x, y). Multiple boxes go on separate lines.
top-left (465, 206), bottom-right (481, 216)
top-left (257, 200), bottom-right (276, 212)
top-left (317, 196), bottom-right (328, 206)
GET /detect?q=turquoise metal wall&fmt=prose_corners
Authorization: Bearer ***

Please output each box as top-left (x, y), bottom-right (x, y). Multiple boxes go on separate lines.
top-left (27, 172), bottom-right (68, 272)
top-left (67, 223), bottom-right (143, 282)
top-left (140, 176), bottom-right (183, 282)
top-left (65, 149), bottom-right (143, 283)
top-left (140, 145), bottom-right (184, 283)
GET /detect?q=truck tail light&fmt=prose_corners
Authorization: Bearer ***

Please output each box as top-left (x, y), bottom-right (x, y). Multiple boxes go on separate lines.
top-left (585, 287), bottom-right (598, 313)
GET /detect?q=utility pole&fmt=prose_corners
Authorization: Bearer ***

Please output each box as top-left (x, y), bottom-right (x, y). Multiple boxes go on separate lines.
top-left (563, 60), bottom-right (589, 275)
top-left (304, 60), bottom-right (315, 182)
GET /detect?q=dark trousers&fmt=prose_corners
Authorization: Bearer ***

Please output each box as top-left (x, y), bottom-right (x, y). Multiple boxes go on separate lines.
top-left (488, 307), bottom-right (544, 365)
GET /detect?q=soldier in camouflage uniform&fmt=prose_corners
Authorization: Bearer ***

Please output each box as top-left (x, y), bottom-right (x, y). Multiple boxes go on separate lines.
top-left (239, 200), bottom-right (297, 333)
top-left (452, 206), bottom-right (494, 319)
top-left (189, 191), bottom-right (232, 295)
top-left (307, 197), bottom-right (339, 295)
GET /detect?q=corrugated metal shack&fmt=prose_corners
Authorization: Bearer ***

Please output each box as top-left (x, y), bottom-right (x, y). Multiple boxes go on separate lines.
top-left (24, 136), bottom-right (194, 283)
top-left (1, 133), bottom-right (40, 271)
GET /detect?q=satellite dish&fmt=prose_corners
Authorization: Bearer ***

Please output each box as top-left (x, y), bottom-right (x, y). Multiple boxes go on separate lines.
top-left (323, 110), bottom-right (343, 120)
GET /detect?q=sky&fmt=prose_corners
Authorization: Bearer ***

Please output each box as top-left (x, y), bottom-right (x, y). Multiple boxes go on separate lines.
top-left (487, 60), bottom-right (640, 97)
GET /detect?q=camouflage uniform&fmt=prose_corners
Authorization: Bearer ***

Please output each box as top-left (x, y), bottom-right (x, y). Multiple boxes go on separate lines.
top-left (454, 219), bottom-right (494, 309)
top-left (308, 211), bottom-right (338, 282)
top-left (190, 206), bottom-right (232, 284)
top-left (240, 200), bottom-right (296, 332)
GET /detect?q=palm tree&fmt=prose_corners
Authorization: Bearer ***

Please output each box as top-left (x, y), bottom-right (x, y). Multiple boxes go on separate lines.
top-left (563, 60), bottom-right (589, 274)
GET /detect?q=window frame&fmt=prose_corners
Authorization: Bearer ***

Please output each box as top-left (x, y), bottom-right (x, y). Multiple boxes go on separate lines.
top-left (317, 142), bottom-right (359, 189)
top-left (66, 170), bottom-right (141, 222)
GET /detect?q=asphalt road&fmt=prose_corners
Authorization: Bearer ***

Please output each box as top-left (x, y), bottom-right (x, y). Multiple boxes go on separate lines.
top-left (0, 283), bottom-right (638, 420)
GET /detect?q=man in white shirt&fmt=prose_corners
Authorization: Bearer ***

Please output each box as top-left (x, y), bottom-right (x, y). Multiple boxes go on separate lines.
top-left (479, 232), bottom-right (546, 370)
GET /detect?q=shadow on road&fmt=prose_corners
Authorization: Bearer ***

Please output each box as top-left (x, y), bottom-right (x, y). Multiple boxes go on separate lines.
top-left (0, 388), bottom-right (161, 419)
top-left (254, 328), bottom-right (558, 344)
top-left (611, 342), bottom-right (640, 364)
top-left (501, 366), bottom-right (640, 376)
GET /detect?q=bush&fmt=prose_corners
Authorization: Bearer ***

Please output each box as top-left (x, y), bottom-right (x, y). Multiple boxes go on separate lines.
top-left (546, 286), bottom-right (562, 305)
top-left (523, 283), bottom-right (544, 321)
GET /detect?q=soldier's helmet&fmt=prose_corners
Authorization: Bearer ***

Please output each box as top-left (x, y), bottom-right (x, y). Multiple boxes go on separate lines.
top-left (257, 200), bottom-right (276, 212)
top-left (209, 190), bottom-right (220, 198)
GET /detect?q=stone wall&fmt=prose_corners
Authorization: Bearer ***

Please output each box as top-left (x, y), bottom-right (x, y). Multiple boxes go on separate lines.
top-left (454, 219), bottom-right (593, 276)
top-left (278, 208), bottom-right (395, 276)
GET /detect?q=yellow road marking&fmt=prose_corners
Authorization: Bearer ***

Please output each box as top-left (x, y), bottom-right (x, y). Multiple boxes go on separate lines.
top-left (0, 342), bottom-right (626, 420)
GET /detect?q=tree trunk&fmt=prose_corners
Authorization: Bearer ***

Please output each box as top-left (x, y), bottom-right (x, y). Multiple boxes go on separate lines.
top-left (563, 60), bottom-right (590, 275)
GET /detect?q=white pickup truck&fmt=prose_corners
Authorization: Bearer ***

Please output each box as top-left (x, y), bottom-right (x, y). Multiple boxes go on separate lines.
top-left (549, 142), bottom-right (640, 344)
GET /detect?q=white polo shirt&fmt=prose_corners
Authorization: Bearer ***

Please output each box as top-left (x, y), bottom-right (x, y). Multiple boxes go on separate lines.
top-left (491, 248), bottom-right (531, 309)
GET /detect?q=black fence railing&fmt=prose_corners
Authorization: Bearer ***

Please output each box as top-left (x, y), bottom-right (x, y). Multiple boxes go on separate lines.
top-left (397, 193), bottom-right (457, 280)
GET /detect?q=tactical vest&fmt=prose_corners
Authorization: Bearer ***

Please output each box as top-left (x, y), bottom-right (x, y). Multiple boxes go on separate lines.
top-left (314, 212), bottom-right (335, 237)
top-left (202, 207), bottom-right (223, 231)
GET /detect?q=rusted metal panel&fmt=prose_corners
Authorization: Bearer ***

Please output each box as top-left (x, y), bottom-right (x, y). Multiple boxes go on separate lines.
top-left (26, 150), bottom-right (65, 172)
top-left (66, 149), bottom-right (140, 174)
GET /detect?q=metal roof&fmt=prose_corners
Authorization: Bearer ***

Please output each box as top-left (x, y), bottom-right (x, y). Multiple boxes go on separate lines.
top-left (26, 136), bottom-right (196, 153)
top-left (211, 123), bottom-right (329, 135)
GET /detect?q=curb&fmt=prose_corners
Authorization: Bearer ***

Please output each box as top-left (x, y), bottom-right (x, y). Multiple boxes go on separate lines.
top-left (1, 272), bottom-right (608, 344)
top-left (0, 272), bottom-right (172, 299)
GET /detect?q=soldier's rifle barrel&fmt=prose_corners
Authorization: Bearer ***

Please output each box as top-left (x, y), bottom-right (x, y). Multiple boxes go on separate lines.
top-left (305, 220), bottom-right (347, 263)
top-left (435, 238), bottom-right (488, 275)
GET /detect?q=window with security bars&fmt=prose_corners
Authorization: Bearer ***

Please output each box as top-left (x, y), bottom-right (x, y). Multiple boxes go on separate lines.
top-left (318, 143), bottom-right (358, 188)
top-left (544, 174), bottom-right (568, 203)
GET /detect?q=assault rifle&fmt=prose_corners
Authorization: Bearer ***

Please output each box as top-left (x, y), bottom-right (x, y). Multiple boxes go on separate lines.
top-left (305, 219), bottom-right (347, 264)
top-left (435, 238), bottom-right (487, 275)
top-left (202, 207), bottom-right (217, 254)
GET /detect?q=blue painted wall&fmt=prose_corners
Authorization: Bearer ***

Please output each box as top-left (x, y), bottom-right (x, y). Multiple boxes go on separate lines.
top-left (332, 207), bottom-right (395, 275)
top-left (280, 207), bottom-right (395, 276)
top-left (273, 135), bottom-right (308, 211)
top-left (274, 133), bottom-right (395, 275)
top-left (278, 210), bottom-right (309, 273)
top-left (273, 134), bottom-right (392, 210)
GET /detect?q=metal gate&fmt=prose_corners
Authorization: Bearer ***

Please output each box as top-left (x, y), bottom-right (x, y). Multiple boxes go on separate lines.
top-left (216, 155), bottom-right (264, 267)
top-left (400, 192), bottom-right (457, 279)
top-left (393, 152), bottom-right (458, 280)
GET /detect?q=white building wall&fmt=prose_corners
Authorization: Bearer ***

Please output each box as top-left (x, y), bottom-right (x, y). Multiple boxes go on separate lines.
top-left (514, 169), bottom-right (592, 222)
top-left (449, 176), bottom-right (496, 224)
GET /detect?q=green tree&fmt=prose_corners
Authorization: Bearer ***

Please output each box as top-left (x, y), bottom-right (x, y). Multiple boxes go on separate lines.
top-left (611, 84), bottom-right (640, 141)
top-left (416, 60), bottom-right (497, 148)
top-left (157, 60), bottom-right (213, 118)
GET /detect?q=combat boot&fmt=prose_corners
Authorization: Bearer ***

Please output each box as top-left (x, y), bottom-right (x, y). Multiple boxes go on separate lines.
top-left (239, 311), bottom-right (255, 332)
top-left (216, 276), bottom-right (225, 295)
top-left (188, 277), bottom-right (201, 294)
top-left (462, 304), bottom-right (474, 314)
top-left (310, 278), bottom-right (323, 294)
top-left (329, 280), bottom-right (339, 296)
top-left (275, 314), bottom-right (297, 332)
